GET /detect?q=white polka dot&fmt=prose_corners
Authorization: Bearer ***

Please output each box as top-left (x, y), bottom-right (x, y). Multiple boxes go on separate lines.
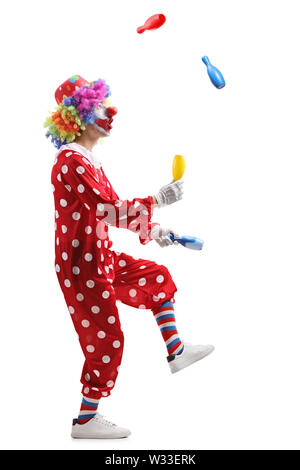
top-left (129, 289), bottom-right (137, 297)
top-left (55, 210), bottom-right (59, 219)
top-left (55, 264), bottom-right (60, 272)
top-left (60, 199), bottom-right (67, 207)
top-left (101, 254), bottom-right (104, 262)
top-left (118, 260), bottom-right (126, 267)
top-left (138, 278), bottom-right (146, 286)
top-left (62, 252), bottom-right (68, 261)
top-left (72, 212), bottom-right (80, 220)
top-left (104, 240), bottom-right (108, 248)
top-left (93, 370), bottom-right (100, 377)
top-left (158, 292), bottom-right (166, 299)
top-left (97, 240), bottom-right (102, 248)
top-left (86, 280), bottom-right (95, 288)
top-left (97, 331), bottom-right (106, 339)
top-left (85, 225), bottom-right (92, 234)
top-left (72, 239), bottom-right (79, 247)
top-left (84, 387), bottom-right (89, 394)
top-left (76, 293), bottom-right (84, 301)
top-left (57, 173), bottom-right (62, 182)
top-left (61, 225), bottom-right (67, 233)
top-left (108, 316), bottom-right (115, 324)
top-left (86, 345), bottom-right (95, 353)
top-left (82, 320), bottom-right (90, 328)
top-left (102, 355), bottom-right (110, 364)
top-left (77, 184), bottom-right (85, 193)
top-left (85, 373), bottom-right (90, 381)
top-left (64, 279), bottom-right (71, 288)
top-left (54, 222), bottom-right (57, 231)
top-left (65, 184), bottom-right (71, 192)
top-left (102, 391), bottom-right (108, 397)
top-left (84, 253), bottom-right (93, 262)
top-left (91, 306), bottom-right (100, 314)
top-left (97, 267), bottom-right (102, 275)
top-left (66, 152), bottom-right (73, 157)
top-left (61, 164), bottom-right (68, 174)
top-left (56, 237), bottom-right (59, 246)
top-left (139, 304), bottom-right (146, 309)
top-left (102, 290), bottom-right (110, 299)
top-left (139, 265), bottom-right (146, 269)
top-left (97, 203), bottom-right (104, 213)
top-left (52, 184), bottom-right (55, 192)
top-left (113, 340), bottom-right (121, 348)
top-left (84, 203), bottom-right (90, 210)
top-left (91, 387), bottom-right (99, 391)
top-left (68, 306), bottom-right (75, 314)
top-left (76, 166), bottom-right (85, 174)
top-left (106, 380), bottom-right (114, 388)
top-left (93, 188), bottom-right (100, 195)
top-left (153, 295), bottom-right (160, 302)
top-left (105, 266), bottom-right (109, 273)
top-left (156, 275), bottom-right (164, 283)
top-left (72, 266), bottom-right (80, 275)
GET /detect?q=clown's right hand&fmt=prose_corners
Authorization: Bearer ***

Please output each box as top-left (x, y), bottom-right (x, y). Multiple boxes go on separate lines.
top-left (154, 179), bottom-right (184, 208)
top-left (150, 225), bottom-right (180, 248)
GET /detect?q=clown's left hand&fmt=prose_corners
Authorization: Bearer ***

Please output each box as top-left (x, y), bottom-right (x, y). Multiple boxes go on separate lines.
top-left (150, 225), bottom-right (180, 248)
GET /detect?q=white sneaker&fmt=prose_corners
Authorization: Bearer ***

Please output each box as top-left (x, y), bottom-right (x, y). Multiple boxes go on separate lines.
top-left (71, 413), bottom-right (131, 439)
top-left (168, 342), bottom-right (214, 374)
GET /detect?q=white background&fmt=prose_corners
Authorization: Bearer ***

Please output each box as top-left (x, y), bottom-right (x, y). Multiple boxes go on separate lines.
top-left (1, 0), bottom-right (300, 450)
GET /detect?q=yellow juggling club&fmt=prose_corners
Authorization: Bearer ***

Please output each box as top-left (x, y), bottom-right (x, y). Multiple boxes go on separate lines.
top-left (172, 154), bottom-right (186, 181)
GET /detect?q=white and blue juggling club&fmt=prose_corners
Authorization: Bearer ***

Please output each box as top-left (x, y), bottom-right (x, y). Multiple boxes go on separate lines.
top-left (169, 233), bottom-right (204, 251)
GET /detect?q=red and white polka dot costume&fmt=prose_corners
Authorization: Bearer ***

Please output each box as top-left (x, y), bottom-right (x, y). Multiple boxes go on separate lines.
top-left (52, 143), bottom-right (177, 400)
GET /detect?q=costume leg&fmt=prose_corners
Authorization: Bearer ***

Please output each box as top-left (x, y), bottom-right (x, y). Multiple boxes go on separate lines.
top-left (113, 252), bottom-right (183, 355)
top-left (56, 272), bottom-right (124, 403)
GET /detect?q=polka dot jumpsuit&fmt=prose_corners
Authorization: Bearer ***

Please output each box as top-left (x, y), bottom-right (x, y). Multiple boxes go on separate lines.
top-left (52, 143), bottom-right (177, 400)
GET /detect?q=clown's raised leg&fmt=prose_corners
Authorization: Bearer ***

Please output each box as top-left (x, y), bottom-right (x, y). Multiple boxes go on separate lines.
top-left (152, 300), bottom-right (214, 373)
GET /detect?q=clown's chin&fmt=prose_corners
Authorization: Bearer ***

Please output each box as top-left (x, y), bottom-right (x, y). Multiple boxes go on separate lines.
top-left (93, 123), bottom-right (110, 137)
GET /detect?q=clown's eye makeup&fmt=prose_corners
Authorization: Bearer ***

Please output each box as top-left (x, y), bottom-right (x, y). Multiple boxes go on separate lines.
top-left (95, 103), bottom-right (107, 120)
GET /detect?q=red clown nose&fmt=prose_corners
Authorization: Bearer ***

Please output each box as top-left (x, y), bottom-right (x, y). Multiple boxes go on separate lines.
top-left (106, 106), bottom-right (118, 117)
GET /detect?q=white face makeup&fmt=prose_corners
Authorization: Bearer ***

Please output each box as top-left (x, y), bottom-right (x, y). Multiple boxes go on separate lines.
top-left (95, 103), bottom-right (108, 120)
top-left (93, 102), bottom-right (117, 137)
top-left (93, 103), bottom-right (110, 136)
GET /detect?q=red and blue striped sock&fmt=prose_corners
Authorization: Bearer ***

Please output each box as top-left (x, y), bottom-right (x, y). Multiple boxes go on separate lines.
top-left (152, 300), bottom-right (184, 356)
top-left (77, 396), bottom-right (100, 424)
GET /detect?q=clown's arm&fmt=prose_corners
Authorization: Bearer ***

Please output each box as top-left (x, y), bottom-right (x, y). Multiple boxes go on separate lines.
top-left (60, 152), bottom-right (181, 244)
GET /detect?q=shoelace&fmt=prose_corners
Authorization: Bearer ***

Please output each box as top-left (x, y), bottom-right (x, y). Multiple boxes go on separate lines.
top-left (94, 414), bottom-right (116, 427)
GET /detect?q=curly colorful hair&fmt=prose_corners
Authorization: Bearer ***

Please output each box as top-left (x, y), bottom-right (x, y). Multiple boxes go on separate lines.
top-left (44, 78), bottom-right (111, 149)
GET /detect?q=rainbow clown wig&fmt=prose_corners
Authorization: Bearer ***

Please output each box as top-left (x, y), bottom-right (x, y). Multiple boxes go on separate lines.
top-left (44, 75), bottom-right (111, 149)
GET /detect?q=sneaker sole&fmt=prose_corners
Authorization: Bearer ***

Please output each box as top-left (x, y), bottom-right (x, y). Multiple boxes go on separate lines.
top-left (169, 345), bottom-right (215, 374)
top-left (71, 431), bottom-right (131, 439)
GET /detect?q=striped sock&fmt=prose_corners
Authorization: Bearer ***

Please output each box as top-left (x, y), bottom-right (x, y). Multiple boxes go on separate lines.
top-left (77, 396), bottom-right (100, 424)
top-left (152, 300), bottom-right (184, 356)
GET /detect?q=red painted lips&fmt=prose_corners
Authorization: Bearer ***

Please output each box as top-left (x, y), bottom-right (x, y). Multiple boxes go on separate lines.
top-left (95, 106), bottom-right (118, 134)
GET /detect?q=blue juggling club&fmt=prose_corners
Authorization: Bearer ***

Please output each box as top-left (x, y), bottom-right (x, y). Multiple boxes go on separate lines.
top-left (202, 56), bottom-right (225, 89)
top-left (169, 233), bottom-right (204, 251)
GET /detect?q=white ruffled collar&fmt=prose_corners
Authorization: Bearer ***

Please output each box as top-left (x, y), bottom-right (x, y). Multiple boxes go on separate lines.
top-left (58, 142), bottom-right (101, 168)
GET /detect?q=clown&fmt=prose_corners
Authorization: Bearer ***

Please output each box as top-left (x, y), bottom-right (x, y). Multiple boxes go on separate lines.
top-left (45, 75), bottom-right (214, 439)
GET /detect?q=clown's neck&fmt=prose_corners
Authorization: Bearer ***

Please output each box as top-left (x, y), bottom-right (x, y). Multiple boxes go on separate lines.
top-left (75, 133), bottom-right (99, 152)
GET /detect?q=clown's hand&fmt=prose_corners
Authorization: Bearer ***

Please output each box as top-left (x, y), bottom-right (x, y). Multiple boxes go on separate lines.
top-left (150, 225), bottom-right (180, 248)
top-left (154, 179), bottom-right (184, 208)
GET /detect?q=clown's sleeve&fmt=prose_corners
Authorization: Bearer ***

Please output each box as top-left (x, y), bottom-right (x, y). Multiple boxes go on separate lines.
top-left (59, 151), bottom-right (156, 244)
